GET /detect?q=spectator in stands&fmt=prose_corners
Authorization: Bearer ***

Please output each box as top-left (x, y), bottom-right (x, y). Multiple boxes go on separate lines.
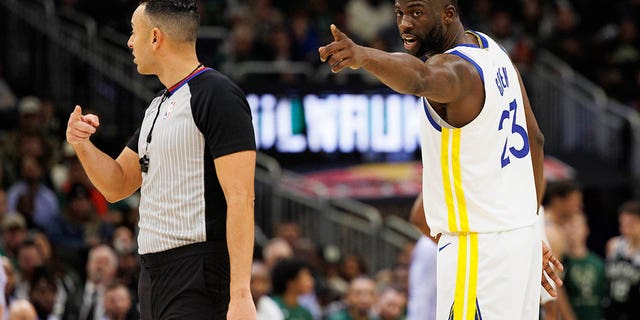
top-left (6, 154), bottom-right (60, 230)
top-left (406, 194), bottom-right (436, 320)
top-left (251, 261), bottom-right (284, 320)
top-left (321, 245), bottom-right (348, 297)
top-left (541, 179), bottom-right (582, 320)
top-left (263, 238), bottom-right (293, 270)
top-left (66, 244), bottom-right (118, 320)
top-left (271, 258), bottom-right (315, 320)
top-left (28, 267), bottom-right (60, 320)
top-left (7, 299), bottom-right (37, 320)
top-left (562, 210), bottom-right (607, 320)
top-left (601, 17), bottom-right (640, 104)
top-left (544, 2), bottom-right (588, 76)
top-left (14, 240), bottom-right (45, 300)
top-left (290, 10), bottom-right (321, 63)
top-left (3, 97), bottom-right (57, 176)
top-left (54, 144), bottom-right (109, 218)
top-left (112, 227), bottom-right (139, 308)
top-left (46, 183), bottom-right (113, 251)
top-left (326, 276), bottom-right (377, 320)
top-left (102, 283), bottom-right (138, 320)
top-left (0, 214), bottom-right (29, 269)
top-left (14, 240), bottom-right (69, 319)
top-left (605, 200), bottom-right (640, 320)
top-left (2, 256), bottom-right (17, 307)
top-left (345, 0), bottom-right (394, 44)
top-left (340, 254), bottom-right (368, 283)
top-left (374, 286), bottom-right (406, 320)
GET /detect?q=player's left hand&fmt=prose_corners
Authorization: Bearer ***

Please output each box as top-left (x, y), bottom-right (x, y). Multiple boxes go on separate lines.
top-left (227, 291), bottom-right (256, 320)
top-left (318, 24), bottom-right (366, 73)
top-left (541, 241), bottom-right (563, 297)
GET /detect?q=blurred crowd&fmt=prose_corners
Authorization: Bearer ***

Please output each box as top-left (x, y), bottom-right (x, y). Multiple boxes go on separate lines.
top-left (0, 97), bottom-right (637, 318)
top-left (48, 0), bottom-right (640, 110)
top-left (0, 0), bottom-right (639, 319)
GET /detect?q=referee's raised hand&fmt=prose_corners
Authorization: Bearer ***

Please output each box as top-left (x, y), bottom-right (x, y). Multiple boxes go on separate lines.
top-left (66, 105), bottom-right (100, 146)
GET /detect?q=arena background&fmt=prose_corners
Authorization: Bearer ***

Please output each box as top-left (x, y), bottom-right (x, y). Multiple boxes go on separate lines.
top-left (0, 0), bottom-right (638, 318)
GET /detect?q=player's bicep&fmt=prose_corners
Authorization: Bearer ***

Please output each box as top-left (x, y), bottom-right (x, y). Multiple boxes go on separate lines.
top-left (419, 55), bottom-right (466, 103)
top-left (115, 147), bottom-right (142, 196)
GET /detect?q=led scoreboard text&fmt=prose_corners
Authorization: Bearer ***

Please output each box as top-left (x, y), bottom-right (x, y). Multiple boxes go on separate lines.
top-left (247, 94), bottom-right (423, 154)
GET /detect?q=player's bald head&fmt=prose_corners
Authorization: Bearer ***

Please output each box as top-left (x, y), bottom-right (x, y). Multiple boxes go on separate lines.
top-left (138, 0), bottom-right (199, 43)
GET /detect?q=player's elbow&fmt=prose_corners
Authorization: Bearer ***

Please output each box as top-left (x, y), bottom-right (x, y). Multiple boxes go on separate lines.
top-left (532, 129), bottom-right (544, 149)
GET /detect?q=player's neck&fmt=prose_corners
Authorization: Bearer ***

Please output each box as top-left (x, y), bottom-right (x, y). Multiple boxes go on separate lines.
top-left (449, 25), bottom-right (475, 48)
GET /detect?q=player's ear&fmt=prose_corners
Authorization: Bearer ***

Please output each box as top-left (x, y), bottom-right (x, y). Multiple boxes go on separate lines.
top-left (443, 4), bottom-right (457, 23)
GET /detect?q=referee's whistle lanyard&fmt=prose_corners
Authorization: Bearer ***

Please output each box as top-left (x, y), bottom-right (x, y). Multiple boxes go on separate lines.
top-left (140, 63), bottom-right (206, 173)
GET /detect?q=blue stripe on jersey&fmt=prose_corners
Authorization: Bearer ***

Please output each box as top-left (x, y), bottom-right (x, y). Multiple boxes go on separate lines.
top-left (449, 50), bottom-right (484, 85)
top-left (476, 298), bottom-right (483, 320)
top-left (455, 43), bottom-right (480, 49)
top-left (422, 99), bottom-right (442, 132)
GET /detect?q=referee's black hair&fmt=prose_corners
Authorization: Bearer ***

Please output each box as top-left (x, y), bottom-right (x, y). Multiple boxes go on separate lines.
top-left (139, 0), bottom-right (200, 42)
top-left (271, 258), bottom-right (310, 295)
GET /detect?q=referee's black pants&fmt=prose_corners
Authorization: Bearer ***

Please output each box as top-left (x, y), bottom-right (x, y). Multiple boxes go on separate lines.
top-left (138, 241), bottom-right (230, 320)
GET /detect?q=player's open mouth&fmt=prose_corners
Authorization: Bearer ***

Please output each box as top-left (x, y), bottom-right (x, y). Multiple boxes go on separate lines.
top-left (402, 34), bottom-right (417, 51)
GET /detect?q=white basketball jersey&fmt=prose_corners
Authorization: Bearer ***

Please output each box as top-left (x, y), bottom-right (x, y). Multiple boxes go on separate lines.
top-left (420, 31), bottom-right (537, 236)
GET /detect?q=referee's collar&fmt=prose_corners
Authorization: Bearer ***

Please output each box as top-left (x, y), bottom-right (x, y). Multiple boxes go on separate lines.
top-left (166, 66), bottom-right (210, 97)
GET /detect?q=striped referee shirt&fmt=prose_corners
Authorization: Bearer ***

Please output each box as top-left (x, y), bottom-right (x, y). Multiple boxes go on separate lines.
top-left (127, 67), bottom-right (256, 254)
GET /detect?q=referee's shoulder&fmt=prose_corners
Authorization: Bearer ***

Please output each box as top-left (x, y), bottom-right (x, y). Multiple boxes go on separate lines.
top-left (194, 69), bottom-right (244, 95)
top-left (196, 68), bottom-right (240, 89)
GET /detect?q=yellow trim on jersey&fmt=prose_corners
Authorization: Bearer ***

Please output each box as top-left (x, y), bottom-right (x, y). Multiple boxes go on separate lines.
top-left (442, 128), bottom-right (469, 232)
top-left (454, 233), bottom-right (467, 320)
top-left (453, 233), bottom-right (479, 320)
top-left (465, 30), bottom-right (487, 50)
top-left (451, 129), bottom-right (470, 232)
top-left (467, 233), bottom-right (479, 320)
top-left (441, 128), bottom-right (457, 231)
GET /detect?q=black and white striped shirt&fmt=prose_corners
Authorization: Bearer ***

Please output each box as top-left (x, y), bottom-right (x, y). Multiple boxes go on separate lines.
top-left (127, 67), bottom-right (255, 254)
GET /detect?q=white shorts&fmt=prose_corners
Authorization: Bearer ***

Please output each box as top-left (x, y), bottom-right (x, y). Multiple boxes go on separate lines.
top-left (436, 225), bottom-right (542, 320)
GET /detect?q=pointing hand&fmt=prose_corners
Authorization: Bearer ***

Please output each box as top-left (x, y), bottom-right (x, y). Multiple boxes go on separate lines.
top-left (66, 105), bottom-right (101, 146)
top-left (318, 24), bottom-right (365, 73)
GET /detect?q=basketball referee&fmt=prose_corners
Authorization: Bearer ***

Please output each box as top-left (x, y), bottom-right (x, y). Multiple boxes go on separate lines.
top-left (65, 1), bottom-right (257, 319)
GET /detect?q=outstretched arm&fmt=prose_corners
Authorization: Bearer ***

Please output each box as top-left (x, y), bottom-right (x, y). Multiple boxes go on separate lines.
top-left (66, 105), bottom-right (142, 202)
top-left (319, 25), bottom-right (474, 104)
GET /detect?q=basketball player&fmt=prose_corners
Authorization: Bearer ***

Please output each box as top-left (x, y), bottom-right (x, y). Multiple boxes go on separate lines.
top-left (319, 1), bottom-right (563, 319)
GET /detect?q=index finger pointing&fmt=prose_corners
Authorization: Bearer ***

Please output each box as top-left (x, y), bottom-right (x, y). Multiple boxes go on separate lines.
top-left (330, 24), bottom-right (345, 41)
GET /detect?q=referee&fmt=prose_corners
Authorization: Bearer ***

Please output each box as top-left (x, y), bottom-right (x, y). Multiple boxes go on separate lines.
top-left (65, 1), bottom-right (257, 319)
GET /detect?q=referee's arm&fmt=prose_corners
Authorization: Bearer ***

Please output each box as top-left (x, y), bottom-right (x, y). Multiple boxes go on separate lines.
top-left (66, 105), bottom-right (142, 202)
top-left (215, 150), bottom-right (257, 317)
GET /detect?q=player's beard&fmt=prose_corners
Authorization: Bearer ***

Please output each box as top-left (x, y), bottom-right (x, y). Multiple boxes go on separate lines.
top-left (415, 20), bottom-right (446, 58)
